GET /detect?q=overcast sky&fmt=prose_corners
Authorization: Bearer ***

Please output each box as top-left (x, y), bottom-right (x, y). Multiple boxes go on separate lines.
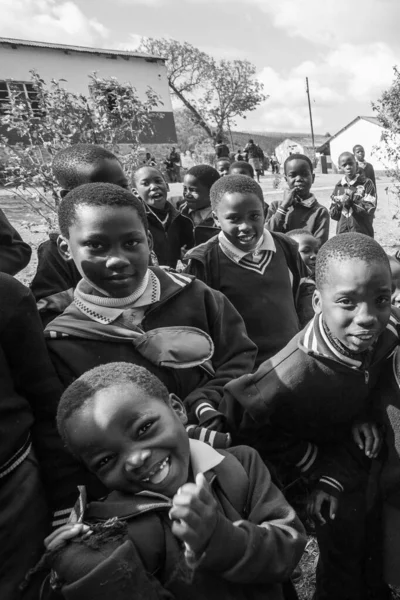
top-left (1, 0), bottom-right (399, 135)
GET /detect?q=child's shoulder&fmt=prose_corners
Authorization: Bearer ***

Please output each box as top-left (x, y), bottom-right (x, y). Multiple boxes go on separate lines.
top-left (184, 236), bottom-right (219, 264)
top-left (0, 272), bottom-right (29, 302)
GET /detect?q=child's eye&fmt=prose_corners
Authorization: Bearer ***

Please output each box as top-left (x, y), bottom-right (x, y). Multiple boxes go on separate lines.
top-left (138, 421), bottom-right (153, 436)
top-left (251, 214), bottom-right (262, 221)
top-left (337, 298), bottom-right (354, 307)
top-left (86, 242), bottom-right (103, 250)
top-left (96, 454), bottom-right (115, 470)
top-left (125, 240), bottom-right (139, 248)
top-left (377, 296), bottom-right (391, 306)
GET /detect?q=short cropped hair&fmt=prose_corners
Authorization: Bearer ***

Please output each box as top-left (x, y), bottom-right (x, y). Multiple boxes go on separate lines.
top-left (210, 174), bottom-right (264, 211)
top-left (229, 161), bottom-right (254, 177)
top-left (53, 144), bottom-right (120, 190)
top-left (57, 362), bottom-right (169, 451)
top-left (352, 144), bottom-right (364, 153)
top-left (287, 228), bottom-right (317, 240)
top-left (284, 153), bottom-right (313, 174)
top-left (186, 164), bottom-right (220, 190)
top-left (216, 158), bottom-right (230, 166)
top-left (316, 233), bottom-right (390, 289)
top-left (59, 182), bottom-right (148, 238)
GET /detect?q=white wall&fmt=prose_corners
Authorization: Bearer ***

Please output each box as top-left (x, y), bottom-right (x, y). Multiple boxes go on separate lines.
top-left (0, 44), bottom-right (172, 112)
top-left (330, 119), bottom-right (387, 171)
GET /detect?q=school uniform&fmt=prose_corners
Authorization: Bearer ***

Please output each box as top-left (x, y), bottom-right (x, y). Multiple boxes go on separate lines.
top-left (185, 230), bottom-right (302, 366)
top-left (145, 201), bottom-right (194, 268)
top-left (0, 274), bottom-right (66, 599)
top-left (222, 310), bottom-right (400, 600)
top-left (330, 173), bottom-right (376, 237)
top-left (49, 442), bottom-right (306, 600)
top-left (296, 276), bottom-right (316, 328)
top-left (356, 160), bottom-right (376, 191)
top-left (0, 208), bottom-right (31, 275)
top-left (178, 200), bottom-right (220, 246)
top-left (266, 195), bottom-right (330, 246)
top-left (44, 267), bottom-right (257, 518)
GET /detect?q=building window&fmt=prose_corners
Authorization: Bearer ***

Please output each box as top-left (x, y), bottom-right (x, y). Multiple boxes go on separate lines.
top-left (0, 81), bottom-right (40, 116)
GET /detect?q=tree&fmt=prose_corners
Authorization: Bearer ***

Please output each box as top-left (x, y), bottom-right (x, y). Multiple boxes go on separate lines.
top-left (174, 109), bottom-right (209, 153)
top-left (373, 66), bottom-right (400, 197)
top-left (138, 37), bottom-right (267, 141)
top-left (0, 70), bottom-right (161, 225)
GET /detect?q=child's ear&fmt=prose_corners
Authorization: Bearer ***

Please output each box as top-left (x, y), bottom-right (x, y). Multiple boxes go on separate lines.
top-left (212, 211), bottom-right (220, 228)
top-left (312, 289), bottom-right (322, 315)
top-left (57, 235), bottom-right (73, 262)
top-left (312, 173), bottom-right (315, 184)
top-left (147, 230), bottom-right (154, 251)
top-left (169, 394), bottom-right (188, 425)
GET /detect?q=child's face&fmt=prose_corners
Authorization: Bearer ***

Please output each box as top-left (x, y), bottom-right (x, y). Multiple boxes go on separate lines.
top-left (285, 159), bottom-right (314, 199)
top-left (133, 167), bottom-right (168, 210)
top-left (354, 146), bottom-right (365, 162)
top-left (313, 258), bottom-right (392, 353)
top-left (216, 160), bottom-right (230, 177)
top-left (67, 383), bottom-right (190, 497)
top-left (230, 167), bottom-right (253, 179)
top-left (183, 174), bottom-right (211, 211)
top-left (78, 158), bottom-right (129, 190)
top-left (214, 192), bottom-right (265, 253)
top-left (339, 154), bottom-right (358, 180)
top-left (291, 233), bottom-right (319, 275)
top-left (390, 260), bottom-right (400, 308)
top-left (60, 205), bottom-right (150, 297)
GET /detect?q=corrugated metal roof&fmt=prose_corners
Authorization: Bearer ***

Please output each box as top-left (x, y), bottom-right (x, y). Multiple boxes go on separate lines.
top-left (0, 37), bottom-right (165, 61)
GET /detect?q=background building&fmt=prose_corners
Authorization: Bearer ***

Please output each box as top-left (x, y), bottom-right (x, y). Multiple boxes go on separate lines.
top-left (0, 37), bottom-right (176, 144)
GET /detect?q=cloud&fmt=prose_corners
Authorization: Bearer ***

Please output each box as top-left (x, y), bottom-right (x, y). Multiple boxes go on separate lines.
top-left (0, 0), bottom-right (109, 46)
top-left (111, 34), bottom-right (142, 52)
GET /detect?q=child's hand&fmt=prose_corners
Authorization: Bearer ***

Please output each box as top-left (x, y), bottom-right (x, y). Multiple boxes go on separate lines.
top-left (170, 473), bottom-right (218, 555)
top-left (352, 421), bottom-right (381, 458)
top-left (282, 188), bottom-right (298, 210)
top-left (45, 523), bottom-right (92, 551)
top-left (307, 489), bottom-right (338, 526)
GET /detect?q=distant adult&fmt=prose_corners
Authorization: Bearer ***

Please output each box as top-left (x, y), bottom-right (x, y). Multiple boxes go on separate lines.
top-left (244, 139), bottom-right (262, 182)
top-left (353, 144), bottom-right (376, 192)
top-left (270, 153), bottom-right (280, 175)
top-left (169, 147), bottom-right (181, 183)
top-left (214, 138), bottom-right (230, 159)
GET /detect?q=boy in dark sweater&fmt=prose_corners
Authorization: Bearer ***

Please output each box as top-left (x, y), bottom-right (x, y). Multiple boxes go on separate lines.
top-left (30, 144), bottom-right (130, 325)
top-left (0, 273), bottom-right (67, 599)
top-left (353, 144), bottom-right (377, 191)
top-left (267, 154), bottom-right (330, 247)
top-left (185, 175), bottom-right (303, 366)
top-left (221, 233), bottom-right (399, 600)
top-left (44, 362), bottom-right (306, 600)
top-left (330, 151), bottom-right (376, 237)
top-left (132, 165), bottom-right (194, 268)
top-left (44, 182), bottom-right (257, 515)
top-left (0, 208), bottom-right (31, 275)
top-left (178, 165), bottom-right (220, 245)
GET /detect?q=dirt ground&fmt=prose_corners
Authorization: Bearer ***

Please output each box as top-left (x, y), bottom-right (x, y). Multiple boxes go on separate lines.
top-left (1, 171), bottom-right (399, 599)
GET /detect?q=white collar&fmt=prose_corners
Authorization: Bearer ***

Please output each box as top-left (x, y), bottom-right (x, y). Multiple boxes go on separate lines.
top-left (218, 229), bottom-right (276, 264)
top-left (341, 175), bottom-right (359, 187)
top-left (189, 439), bottom-right (225, 477)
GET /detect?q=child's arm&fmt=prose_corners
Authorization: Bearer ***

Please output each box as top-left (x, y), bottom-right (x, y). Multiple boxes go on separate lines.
top-left (0, 208), bottom-right (31, 275)
top-left (265, 192), bottom-right (296, 232)
top-left (183, 288), bottom-right (257, 428)
top-left (329, 186), bottom-right (343, 221)
top-left (184, 257), bottom-right (208, 285)
top-left (312, 207), bottom-right (330, 246)
top-left (170, 448), bottom-right (306, 583)
top-left (355, 179), bottom-right (377, 216)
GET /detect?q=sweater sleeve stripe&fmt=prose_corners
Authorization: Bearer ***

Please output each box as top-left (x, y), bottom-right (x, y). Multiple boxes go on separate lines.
top-left (277, 208), bottom-right (288, 216)
top-left (296, 443), bottom-right (318, 473)
top-left (195, 402), bottom-right (215, 419)
top-left (319, 476), bottom-right (344, 493)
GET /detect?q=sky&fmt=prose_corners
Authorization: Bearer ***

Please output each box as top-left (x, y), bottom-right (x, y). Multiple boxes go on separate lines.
top-left (1, 0), bottom-right (399, 135)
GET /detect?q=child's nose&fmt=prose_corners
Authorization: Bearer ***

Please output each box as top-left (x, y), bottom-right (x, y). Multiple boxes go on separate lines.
top-left (354, 304), bottom-right (377, 327)
top-left (106, 254), bottom-right (131, 270)
top-left (125, 449), bottom-right (151, 472)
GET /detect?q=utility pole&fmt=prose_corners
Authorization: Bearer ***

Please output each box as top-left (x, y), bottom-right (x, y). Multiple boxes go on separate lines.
top-left (306, 77), bottom-right (316, 161)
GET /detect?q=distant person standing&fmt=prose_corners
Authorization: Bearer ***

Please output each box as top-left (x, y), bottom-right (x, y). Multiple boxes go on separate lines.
top-left (235, 148), bottom-right (246, 161)
top-left (353, 144), bottom-right (377, 192)
top-left (244, 139), bottom-right (261, 182)
top-left (169, 147), bottom-right (181, 183)
top-left (214, 138), bottom-right (230, 160)
top-left (270, 153), bottom-right (280, 174)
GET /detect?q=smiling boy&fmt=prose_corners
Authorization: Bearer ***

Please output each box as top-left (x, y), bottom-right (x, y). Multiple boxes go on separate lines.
top-left (330, 151), bottom-right (376, 237)
top-left (215, 158), bottom-right (231, 177)
top-left (222, 232), bottom-right (400, 600)
top-left (185, 175), bottom-right (304, 366)
top-left (45, 362), bottom-right (306, 600)
top-left (266, 154), bottom-right (329, 247)
top-left (132, 165), bottom-right (193, 268)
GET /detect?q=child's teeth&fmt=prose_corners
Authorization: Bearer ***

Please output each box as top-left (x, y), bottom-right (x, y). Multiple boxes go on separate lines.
top-left (149, 457), bottom-right (170, 484)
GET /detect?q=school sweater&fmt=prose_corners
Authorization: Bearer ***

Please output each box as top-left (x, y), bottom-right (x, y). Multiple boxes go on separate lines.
top-left (266, 195), bottom-right (330, 246)
top-left (145, 201), bottom-right (194, 268)
top-left (178, 200), bottom-right (220, 246)
top-left (185, 231), bottom-right (301, 366)
top-left (51, 443), bottom-right (306, 600)
top-left (221, 310), bottom-right (400, 498)
top-left (0, 208), bottom-right (31, 275)
top-left (357, 160), bottom-right (376, 191)
top-left (0, 274), bottom-right (74, 510)
top-left (330, 173), bottom-right (376, 237)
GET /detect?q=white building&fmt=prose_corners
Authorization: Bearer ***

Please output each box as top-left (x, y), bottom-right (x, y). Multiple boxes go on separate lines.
top-left (0, 37), bottom-right (176, 144)
top-left (318, 116), bottom-right (387, 172)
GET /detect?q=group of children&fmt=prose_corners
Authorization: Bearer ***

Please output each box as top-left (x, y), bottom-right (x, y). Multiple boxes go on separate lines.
top-left (2, 140), bottom-right (400, 600)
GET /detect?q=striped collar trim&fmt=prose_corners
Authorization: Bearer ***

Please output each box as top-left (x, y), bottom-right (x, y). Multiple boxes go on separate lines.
top-left (218, 229), bottom-right (276, 264)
